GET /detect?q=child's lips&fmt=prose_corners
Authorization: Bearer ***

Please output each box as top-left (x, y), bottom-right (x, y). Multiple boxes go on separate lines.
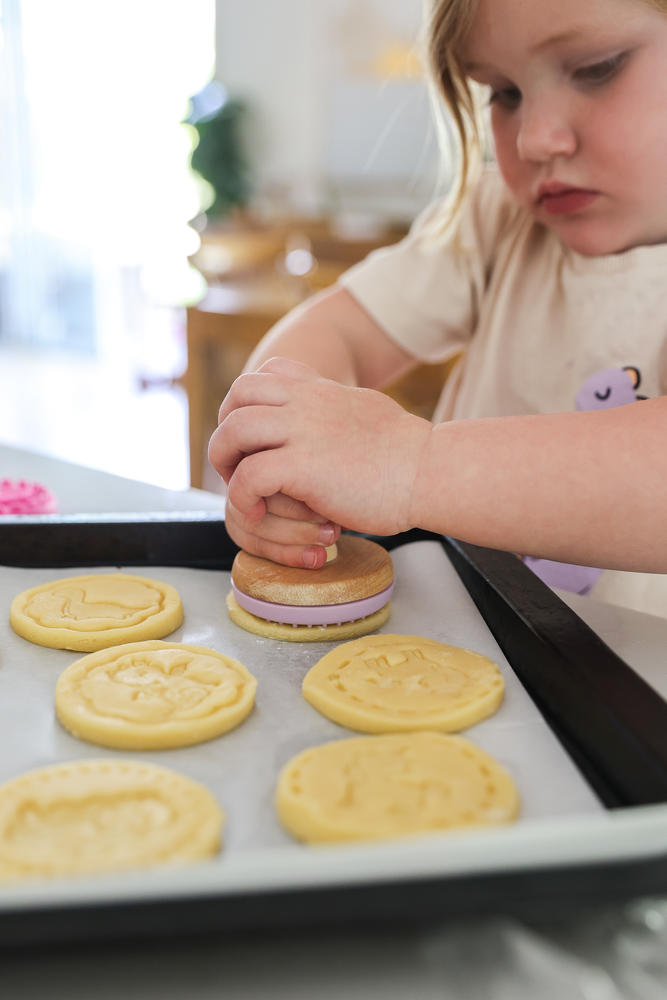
top-left (537, 187), bottom-right (599, 216)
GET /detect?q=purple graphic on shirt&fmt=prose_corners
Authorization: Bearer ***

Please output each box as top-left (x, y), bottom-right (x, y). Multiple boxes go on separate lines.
top-left (575, 366), bottom-right (644, 410)
top-left (525, 366), bottom-right (645, 596)
top-left (523, 556), bottom-right (602, 596)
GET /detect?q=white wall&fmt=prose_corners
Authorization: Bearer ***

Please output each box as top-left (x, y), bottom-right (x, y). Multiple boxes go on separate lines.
top-left (215, 0), bottom-right (443, 220)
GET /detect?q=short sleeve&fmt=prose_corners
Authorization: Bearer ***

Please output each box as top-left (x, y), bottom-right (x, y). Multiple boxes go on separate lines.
top-left (338, 169), bottom-right (521, 363)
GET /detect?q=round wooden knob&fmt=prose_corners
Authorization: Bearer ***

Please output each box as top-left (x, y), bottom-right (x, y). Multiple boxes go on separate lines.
top-left (231, 535), bottom-right (394, 607)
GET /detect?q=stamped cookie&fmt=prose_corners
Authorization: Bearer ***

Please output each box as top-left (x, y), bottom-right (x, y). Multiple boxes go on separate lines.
top-left (302, 634), bottom-right (505, 733)
top-left (276, 732), bottom-right (519, 843)
top-left (10, 573), bottom-right (184, 651)
top-left (55, 640), bottom-right (258, 750)
top-left (0, 759), bottom-right (223, 880)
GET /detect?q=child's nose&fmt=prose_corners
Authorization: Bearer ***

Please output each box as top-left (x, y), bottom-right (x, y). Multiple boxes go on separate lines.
top-left (516, 96), bottom-right (577, 163)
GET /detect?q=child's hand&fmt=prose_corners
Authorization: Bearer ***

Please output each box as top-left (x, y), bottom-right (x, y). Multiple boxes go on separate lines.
top-left (224, 490), bottom-right (341, 568)
top-left (209, 357), bottom-right (432, 545)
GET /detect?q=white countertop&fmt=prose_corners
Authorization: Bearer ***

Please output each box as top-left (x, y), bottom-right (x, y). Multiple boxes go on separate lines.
top-left (1, 442), bottom-right (666, 998)
top-left (0, 443), bottom-right (225, 516)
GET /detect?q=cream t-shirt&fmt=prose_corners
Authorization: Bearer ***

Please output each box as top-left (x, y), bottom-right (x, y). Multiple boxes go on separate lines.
top-left (339, 168), bottom-right (667, 618)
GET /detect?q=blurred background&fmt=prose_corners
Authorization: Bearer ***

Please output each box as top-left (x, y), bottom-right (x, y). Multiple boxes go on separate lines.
top-left (0, 0), bottom-right (450, 493)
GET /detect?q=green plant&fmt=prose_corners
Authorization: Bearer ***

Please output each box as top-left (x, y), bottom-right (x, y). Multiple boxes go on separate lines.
top-left (188, 95), bottom-right (252, 219)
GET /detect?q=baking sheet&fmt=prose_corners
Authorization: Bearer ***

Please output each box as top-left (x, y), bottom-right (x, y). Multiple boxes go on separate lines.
top-left (0, 539), bottom-right (600, 865)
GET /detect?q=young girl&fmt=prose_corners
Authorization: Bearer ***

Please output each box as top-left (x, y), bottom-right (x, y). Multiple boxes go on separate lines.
top-left (208, 0), bottom-right (667, 618)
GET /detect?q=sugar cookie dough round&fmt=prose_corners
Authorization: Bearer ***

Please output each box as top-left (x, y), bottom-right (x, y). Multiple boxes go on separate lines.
top-left (276, 732), bottom-right (519, 843)
top-left (0, 759), bottom-right (223, 881)
top-left (10, 573), bottom-right (184, 651)
top-left (302, 634), bottom-right (505, 733)
top-left (226, 591), bottom-right (390, 643)
top-left (55, 640), bottom-right (258, 750)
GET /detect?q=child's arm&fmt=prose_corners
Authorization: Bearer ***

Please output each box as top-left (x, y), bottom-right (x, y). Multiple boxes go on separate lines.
top-left (218, 285), bottom-right (419, 566)
top-left (241, 284), bottom-right (417, 388)
top-left (210, 357), bottom-right (667, 573)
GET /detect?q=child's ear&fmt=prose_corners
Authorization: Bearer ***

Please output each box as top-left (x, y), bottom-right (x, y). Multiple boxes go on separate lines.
top-left (622, 366), bottom-right (641, 389)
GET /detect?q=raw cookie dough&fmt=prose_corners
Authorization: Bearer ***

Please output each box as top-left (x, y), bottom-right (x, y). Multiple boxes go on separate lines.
top-left (0, 759), bottom-right (223, 881)
top-left (226, 591), bottom-right (390, 643)
top-left (55, 640), bottom-right (258, 750)
top-left (302, 634), bottom-right (505, 733)
top-left (10, 573), bottom-right (184, 651)
top-left (276, 731), bottom-right (519, 843)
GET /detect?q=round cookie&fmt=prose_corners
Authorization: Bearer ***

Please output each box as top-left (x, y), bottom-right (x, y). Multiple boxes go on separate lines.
top-left (0, 759), bottom-right (223, 881)
top-left (55, 640), bottom-right (258, 750)
top-left (226, 591), bottom-right (391, 643)
top-left (10, 573), bottom-right (184, 651)
top-left (302, 634), bottom-right (505, 733)
top-left (276, 732), bottom-right (519, 843)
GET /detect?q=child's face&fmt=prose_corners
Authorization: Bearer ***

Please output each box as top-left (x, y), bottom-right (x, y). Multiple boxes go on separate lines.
top-left (462, 0), bottom-right (667, 255)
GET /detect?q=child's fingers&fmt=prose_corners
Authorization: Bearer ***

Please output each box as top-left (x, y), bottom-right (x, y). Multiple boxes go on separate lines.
top-left (216, 373), bottom-right (287, 426)
top-left (225, 500), bottom-right (338, 567)
top-left (264, 493), bottom-right (338, 528)
top-left (227, 450), bottom-right (297, 525)
top-left (216, 361), bottom-right (320, 425)
top-left (226, 498), bottom-right (338, 546)
top-left (208, 405), bottom-right (287, 484)
top-left (230, 529), bottom-right (330, 570)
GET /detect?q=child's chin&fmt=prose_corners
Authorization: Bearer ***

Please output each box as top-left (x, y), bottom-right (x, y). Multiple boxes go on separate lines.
top-left (550, 217), bottom-right (654, 258)
top-left (557, 229), bottom-right (635, 258)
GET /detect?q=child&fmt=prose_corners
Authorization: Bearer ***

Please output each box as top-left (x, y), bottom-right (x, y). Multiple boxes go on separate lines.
top-left (208, 0), bottom-right (667, 618)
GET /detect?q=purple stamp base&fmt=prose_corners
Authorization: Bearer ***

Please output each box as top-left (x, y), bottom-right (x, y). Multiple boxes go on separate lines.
top-left (231, 581), bottom-right (394, 627)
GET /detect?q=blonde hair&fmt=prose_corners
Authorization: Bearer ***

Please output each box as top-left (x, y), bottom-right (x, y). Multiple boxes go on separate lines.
top-left (424, 0), bottom-right (481, 218)
top-left (424, 0), bottom-right (667, 218)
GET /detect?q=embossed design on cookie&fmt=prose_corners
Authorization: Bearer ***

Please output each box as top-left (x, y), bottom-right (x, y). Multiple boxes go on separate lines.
top-left (276, 732), bottom-right (519, 842)
top-left (10, 573), bottom-right (184, 651)
top-left (302, 635), bottom-right (504, 733)
top-left (56, 640), bottom-right (257, 749)
top-left (0, 759), bottom-right (223, 879)
top-left (25, 576), bottom-right (167, 629)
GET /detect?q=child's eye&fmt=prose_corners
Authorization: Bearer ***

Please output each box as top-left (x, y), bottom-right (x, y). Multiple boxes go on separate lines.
top-left (573, 52), bottom-right (628, 85)
top-left (488, 86), bottom-right (521, 110)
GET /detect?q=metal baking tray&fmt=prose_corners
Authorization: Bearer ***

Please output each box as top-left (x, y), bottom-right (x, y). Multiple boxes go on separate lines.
top-left (0, 514), bottom-right (666, 949)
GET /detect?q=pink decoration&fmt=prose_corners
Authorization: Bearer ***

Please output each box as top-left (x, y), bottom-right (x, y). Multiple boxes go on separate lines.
top-left (0, 479), bottom-right (58, 515)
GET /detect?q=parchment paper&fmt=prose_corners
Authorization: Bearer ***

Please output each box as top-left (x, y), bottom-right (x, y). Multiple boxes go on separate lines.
top-left (0, 539), bottom-right (601, 858)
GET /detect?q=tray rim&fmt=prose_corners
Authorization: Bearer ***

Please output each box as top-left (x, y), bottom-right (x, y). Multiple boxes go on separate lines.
top-left (2, 800), bottom-right (667, 912)
top-left (1, 804), bottom-right (667, 947)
